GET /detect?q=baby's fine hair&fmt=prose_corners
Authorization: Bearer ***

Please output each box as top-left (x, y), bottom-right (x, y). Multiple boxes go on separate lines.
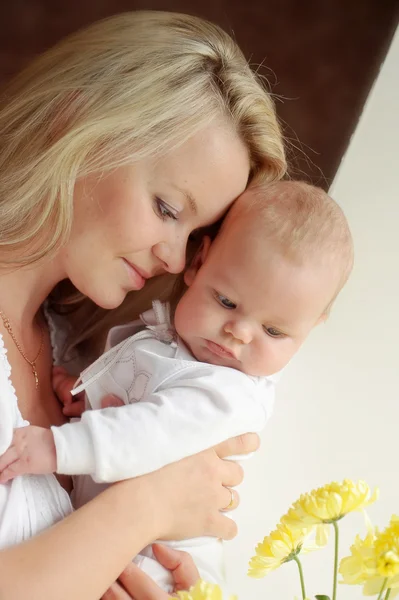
top-left (223, 180), bottom-right (354, 309)
top-left (0, 10), bottom-right (286, 267)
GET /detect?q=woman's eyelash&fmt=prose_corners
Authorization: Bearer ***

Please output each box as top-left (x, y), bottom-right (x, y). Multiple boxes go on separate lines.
top-left (214, 292), bottom-right (236, 309)
top-left (155, 198), bottom-right (178, 221)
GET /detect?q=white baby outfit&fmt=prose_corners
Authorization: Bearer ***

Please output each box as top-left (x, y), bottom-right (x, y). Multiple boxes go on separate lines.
top-left (51, 301), bottom-right (277, 592)
top-left (0, 319), bottom-right (73, 550)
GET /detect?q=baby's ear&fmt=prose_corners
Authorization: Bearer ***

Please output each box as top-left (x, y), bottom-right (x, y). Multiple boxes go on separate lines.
top-left (184, 236), bottom-right (212, 287)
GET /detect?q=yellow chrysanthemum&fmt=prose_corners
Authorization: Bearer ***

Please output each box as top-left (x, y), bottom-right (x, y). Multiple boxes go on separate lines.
top-left (175, 579), bottom-right (236, 600)
top-left (375, 515), bottom-right (399, 578)
top-left (339, 529), bottom-right (379, 586)
top-left (248, 523), bottom-right (316, 578)
top-left (339, 515), bottom-right (399, 597)
top-left (282, 480), bottom-right (378, 545)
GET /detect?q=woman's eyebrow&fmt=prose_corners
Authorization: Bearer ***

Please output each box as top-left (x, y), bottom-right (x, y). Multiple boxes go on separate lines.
top-left (172, 184), bottom-right (198, 215)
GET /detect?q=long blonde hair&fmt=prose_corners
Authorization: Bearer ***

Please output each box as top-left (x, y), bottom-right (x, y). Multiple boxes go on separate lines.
top-left (0, 11), bottom-right (287, 358)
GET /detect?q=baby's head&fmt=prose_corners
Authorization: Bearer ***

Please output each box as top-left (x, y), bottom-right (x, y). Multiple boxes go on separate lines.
top-left (174, 181), bottom-right (354, 376)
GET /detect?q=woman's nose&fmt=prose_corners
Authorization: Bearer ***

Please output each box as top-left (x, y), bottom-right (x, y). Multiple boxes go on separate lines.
top-left (153, 238), bottom-right (187, 274)
top-left (224, 320), bottom-right (253, 344)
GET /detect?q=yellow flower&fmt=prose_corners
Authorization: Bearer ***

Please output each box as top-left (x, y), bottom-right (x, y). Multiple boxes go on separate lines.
top-left (339, 515), bottom-right (399, 597)
top-left (339, 529), bottom-right (379, 586)
top-left (282, 480), bottom-right (378, 545)
top-left (378, 551), bottom-right (399, 578)
top-left (375, 515), bottom-right (399, 578)
top-left (175, 579), bottom-right (235, 600)
top-left (248, 523), bottom-right (316, 578)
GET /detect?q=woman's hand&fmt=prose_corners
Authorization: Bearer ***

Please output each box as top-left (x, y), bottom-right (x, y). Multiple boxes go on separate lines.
top-left (135, 432), bottom-right (259, 543)
top-left (102, 545), bottom-right (199, 599)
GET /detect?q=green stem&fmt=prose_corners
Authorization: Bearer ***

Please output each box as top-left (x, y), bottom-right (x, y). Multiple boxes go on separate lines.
top-left (384, 589), bottom-right (392, 600)
top-left (332, 521), bottom-right (339, 600)
top-left (376, 579), bottom-right (388, 600)
top-left (293, 555), bottom-right (307, 600)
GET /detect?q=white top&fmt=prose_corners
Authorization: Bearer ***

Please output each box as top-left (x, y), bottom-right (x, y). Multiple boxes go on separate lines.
top-left (52, 301), bottom-right (277, 483)
top-left (0, 320), bottom-right (73, 550)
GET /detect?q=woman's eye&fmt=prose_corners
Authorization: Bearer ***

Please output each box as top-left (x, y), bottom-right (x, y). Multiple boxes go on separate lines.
top-left (264, 326), bottom-right (283, 338)
top-left (155, 198), bottom-right (178, 221)
top-left (215, 293), bottom-right (236, 309)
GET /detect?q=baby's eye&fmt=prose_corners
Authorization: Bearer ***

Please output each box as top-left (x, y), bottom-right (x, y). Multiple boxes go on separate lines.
top-left (154, 198), bottom-right (178, 221)
top-left (264, 326), bottom-right (283, 338)
top-left (215, 293), bottom-right (236, 309)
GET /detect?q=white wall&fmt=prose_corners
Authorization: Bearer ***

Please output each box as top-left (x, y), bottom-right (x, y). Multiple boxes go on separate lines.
top-left (225, 27), bottom-right (399, 600)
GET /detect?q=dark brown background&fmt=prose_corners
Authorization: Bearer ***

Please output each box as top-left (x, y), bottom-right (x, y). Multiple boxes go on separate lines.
top-left (0, 1), bottom-right (397, 187)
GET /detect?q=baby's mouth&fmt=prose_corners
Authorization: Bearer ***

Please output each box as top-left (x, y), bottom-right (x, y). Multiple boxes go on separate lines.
top-left (205, 340), bottom-right (236, 360)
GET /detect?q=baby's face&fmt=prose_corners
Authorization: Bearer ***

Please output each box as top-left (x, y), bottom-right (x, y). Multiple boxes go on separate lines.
top-left (174, 216), bottom-right (336, 377)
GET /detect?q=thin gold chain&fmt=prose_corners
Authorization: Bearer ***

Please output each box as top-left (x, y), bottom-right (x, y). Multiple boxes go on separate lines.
top-left (0, 310), bottom-right (44, 389)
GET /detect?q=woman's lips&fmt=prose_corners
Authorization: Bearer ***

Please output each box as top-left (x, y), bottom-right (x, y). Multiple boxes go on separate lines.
top-left (122, 259), bottom-right (147, 290)
top-left (205, 340), bottom-right (236, 360)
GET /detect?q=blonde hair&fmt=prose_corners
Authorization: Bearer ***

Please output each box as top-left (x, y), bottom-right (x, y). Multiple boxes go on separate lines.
top-left (222, 180), bottom-right (354, 312)
top-left (0, 11), bottom-right (287, 358)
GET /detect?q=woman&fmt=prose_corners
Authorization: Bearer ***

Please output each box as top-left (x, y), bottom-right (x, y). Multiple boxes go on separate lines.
top-left (0, 11), bottom-right (286, 600)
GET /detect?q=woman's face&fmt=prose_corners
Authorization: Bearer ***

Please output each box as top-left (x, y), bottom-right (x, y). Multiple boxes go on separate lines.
top-left (60, 123), bottom-right (250, 309)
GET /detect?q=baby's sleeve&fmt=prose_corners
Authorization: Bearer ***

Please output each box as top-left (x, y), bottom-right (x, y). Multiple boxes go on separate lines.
top-left (52, 364), bottom-right (274, 482)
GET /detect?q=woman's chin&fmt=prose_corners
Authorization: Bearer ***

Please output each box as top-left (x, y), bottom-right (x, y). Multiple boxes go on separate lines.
top-left (85, 287), bottom-right (127, 310)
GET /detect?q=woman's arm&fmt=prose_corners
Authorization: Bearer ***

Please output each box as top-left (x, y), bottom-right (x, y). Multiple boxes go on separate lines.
top-left (0, 435), bottom-right (256, 600)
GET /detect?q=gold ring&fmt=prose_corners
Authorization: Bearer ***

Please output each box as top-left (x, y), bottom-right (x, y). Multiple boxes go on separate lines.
top-left (223, 487), bottom-right (235, 511)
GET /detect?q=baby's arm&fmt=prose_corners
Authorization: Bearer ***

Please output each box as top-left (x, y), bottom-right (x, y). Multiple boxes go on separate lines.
top-left (53, 366), bottom-right (273, 482)
top-left (0, 368), bottom-right (80, 482)
top-left (0, 368), bottom-right (125, 483)
top-left (0, 367), bottom-right (272, 483)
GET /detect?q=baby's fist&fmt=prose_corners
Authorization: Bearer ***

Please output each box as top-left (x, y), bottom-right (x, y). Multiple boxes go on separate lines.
top-left (0, 426), bottom-right (57, 483)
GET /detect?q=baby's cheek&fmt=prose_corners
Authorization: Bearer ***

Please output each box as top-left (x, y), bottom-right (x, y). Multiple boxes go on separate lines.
top-left (196, 303), bottom-right (219, 337)
top-left (250, 340), bottom-right (276, 376)
top-left (267, 340), bottom-right (295, 374)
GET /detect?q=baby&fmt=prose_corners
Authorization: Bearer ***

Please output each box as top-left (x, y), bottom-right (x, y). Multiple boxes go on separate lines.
top-left (0, 181), bottom-right (353, 590)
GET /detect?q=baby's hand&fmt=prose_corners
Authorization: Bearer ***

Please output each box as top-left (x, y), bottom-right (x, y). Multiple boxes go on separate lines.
top-left (0, 426), bottom-right (57, 483)
top-left (53, 366), bottom-right (85, 418)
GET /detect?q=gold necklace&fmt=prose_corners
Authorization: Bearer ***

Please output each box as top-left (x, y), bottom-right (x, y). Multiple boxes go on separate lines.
top-left (0, 310), bottom-right (44, 389)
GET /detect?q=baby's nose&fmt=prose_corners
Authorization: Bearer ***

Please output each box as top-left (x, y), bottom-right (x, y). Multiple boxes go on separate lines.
top-left (224, 320), bottom-right (253, 344)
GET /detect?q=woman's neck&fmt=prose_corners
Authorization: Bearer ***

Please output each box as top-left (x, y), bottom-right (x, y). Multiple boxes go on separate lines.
top-left (0, 255), bottom-right (66, 327)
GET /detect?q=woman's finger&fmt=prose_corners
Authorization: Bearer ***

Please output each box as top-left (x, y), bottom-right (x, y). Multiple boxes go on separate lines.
top-left (152, 544), bottom-right (199, 592)
top-left (118, 562), bottom-right (170, 599)
top-left (220, 487), bottom-right (239, 513)
top-left (215, 432), bottom-right (260, 458)
top-left (219, 459), bottom-right (244, 488)
top-left (211, 512), bottom-right (238, 541)
top-left (102, 581), bottom-right (133, 600)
